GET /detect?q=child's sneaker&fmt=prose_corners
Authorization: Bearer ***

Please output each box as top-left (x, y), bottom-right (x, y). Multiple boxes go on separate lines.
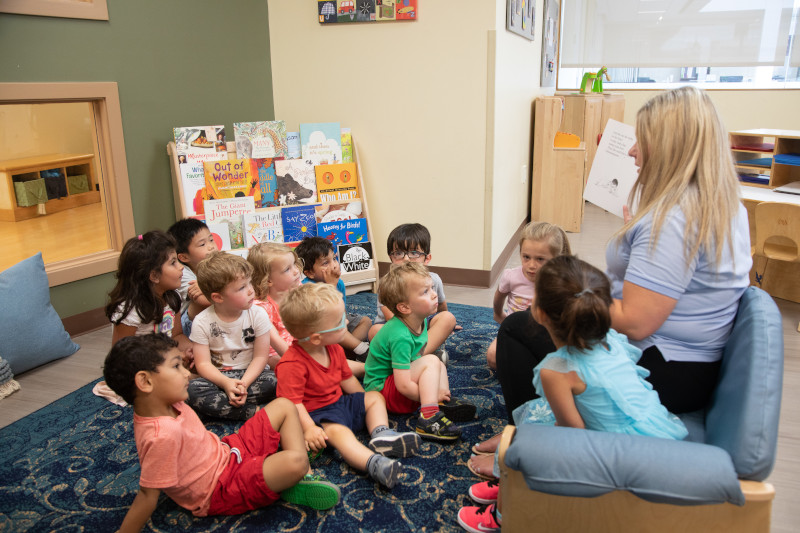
top-left (368, 430), bottom-right (422, 458)
top-left (280, 474), bottom-right (340, 510)
top-left (439, 397), bottom-right (476, 422)
top-left (367, 454), bottom-right (401, 488)
top-left (415, 411), bottom-right (461, 442)
top-left (433, 347), bottom-right (449, 365)
top-left (468, 479), bottom-right (499, 504)
top-left (457, 503), bottom-right (500, 533)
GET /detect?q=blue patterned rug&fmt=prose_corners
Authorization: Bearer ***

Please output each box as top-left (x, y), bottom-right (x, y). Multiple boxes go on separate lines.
top-left (0, 294), bottom-right (505, 532)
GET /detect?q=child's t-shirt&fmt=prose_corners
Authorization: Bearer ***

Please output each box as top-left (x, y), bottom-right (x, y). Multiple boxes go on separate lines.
top-left (110, 296), bottom-right (179, 336)
top-left (254, 296), bottom-right (294, 358)
top-left (498, 266), bottom-right (535, 314)
top-left (134, 401), bottom-right (230, 517)
top-left (177, 267), bottom-right (197, 316)
top-left (374, 272), bottom-right (445, 324)
top-left (363, 316), bottom-right (428, 392)
top-left (275, 342), bottom-right (353, 412)
top-left (190, 305), bottom-right (272, 370)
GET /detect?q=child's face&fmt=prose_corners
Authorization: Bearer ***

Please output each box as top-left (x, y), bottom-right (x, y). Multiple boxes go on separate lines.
top-left (147, 348), bottom-right (191, 405)
top-left (180, 228), bottom-right (218, 269)
top-left (520, 239), bottom-right (555, 283)
top-left (269, 253), bottom-right (302, 293)
top-left (402, 274), bottom-right (438, 318)
top-left (307, 250), bottom-right (341, 282)
top-left (389, 244), bottom-right (431, 265)
top-left (151, 250), bottom-right (184, 294)
top-left (311, 297), bottom-right (347, 345)
top-left (217, 275), bottom-right (256, 311)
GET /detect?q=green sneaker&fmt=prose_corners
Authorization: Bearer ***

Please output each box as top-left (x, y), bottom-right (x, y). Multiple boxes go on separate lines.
top-left (280, 474), bottom-right (340, 510)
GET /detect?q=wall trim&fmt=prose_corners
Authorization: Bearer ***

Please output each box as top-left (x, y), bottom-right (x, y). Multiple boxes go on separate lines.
top-left (62, 306), bottom-right (109, 337)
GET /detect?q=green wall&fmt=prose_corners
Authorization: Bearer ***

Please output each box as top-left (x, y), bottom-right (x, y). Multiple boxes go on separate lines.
top-left (0, 0), bottom-right (274, 318)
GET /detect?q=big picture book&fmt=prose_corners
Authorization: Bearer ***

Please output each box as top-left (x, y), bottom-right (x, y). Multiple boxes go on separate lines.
top-left (318, 218), bottom-right (368, 249)
top-left (274, 159), bottom-right (317, 206)
top-left (300, 122), bottom-right (342, 165)
top-left (281, 204), bottom-right (318, 243)
top-left (243, 208), bottom-right (284, 247)
top-left (315, 162), bottom-right (359, 202)
top-left (233, 121), bottom-right (288, 159)
top-left (204, 196), bottom-right (256, 250)
top-left (203, 159), bottom-right (262, 206)
top-left (174, 125), bottom-right (227, 166)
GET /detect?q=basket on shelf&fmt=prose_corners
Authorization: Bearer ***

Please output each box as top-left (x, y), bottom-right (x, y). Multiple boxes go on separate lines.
top-left (13, 178), bottom-right (47, 207)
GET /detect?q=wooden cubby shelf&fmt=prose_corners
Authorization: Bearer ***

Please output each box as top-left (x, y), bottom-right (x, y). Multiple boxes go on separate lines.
top-left (731, 129), bottom-right (800, 189)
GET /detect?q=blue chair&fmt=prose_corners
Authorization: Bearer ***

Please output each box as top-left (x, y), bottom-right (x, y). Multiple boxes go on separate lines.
top-left (498, 286), bottom-right (782, 533)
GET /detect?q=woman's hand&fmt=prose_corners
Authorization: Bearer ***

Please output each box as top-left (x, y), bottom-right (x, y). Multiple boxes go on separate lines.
top-left (623, 205), bottom-right (633, 224)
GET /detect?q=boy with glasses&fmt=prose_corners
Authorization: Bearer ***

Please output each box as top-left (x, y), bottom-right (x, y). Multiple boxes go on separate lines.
top-left (276, 283), bottom-right (421, 489)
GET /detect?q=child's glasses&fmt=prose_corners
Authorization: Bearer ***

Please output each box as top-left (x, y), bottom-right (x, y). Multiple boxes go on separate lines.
top-left (299, 311), bottom-right (347, 341)
top-left (389, 249), bottom-right (426, 260)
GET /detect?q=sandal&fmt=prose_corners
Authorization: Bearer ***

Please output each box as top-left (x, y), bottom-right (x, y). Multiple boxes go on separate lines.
top-left (467, 453), bottom-right (497, 480)
top-left (471, 433), bottom-right (502, 455)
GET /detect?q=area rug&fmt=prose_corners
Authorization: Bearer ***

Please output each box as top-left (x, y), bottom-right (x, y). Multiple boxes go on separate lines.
top-left (0, 294), bottom-right (507, 532)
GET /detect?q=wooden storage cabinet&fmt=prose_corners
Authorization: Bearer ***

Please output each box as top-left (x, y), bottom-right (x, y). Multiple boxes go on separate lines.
top-left (0, 153), bottom-right (101, 222)
top-left (731, 129), bottom-right (800, 189)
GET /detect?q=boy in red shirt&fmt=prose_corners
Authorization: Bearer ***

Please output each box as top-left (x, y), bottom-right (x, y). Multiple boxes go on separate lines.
top-left (103, 333), bottom-right (339, 532)
top-left (276, 283), bottom-right (421, 489)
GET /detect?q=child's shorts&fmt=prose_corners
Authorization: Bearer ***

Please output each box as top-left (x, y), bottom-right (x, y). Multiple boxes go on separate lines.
top-left (181, 310), bottom-right (193, 337)
top-left (206, 408), bottom-right (281, 515)
top-left (380, 374), bottom-right (421, 414)
top-left (346, 313), bottom-right (365, 333)
top-left (308, 392), bottom-right (366, 431)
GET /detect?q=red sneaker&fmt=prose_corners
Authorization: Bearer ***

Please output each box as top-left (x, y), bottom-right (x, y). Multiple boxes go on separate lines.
top-left (457, 503), bottom-right (500, 533)
top-left (468, 479), bottom-right (499, 504)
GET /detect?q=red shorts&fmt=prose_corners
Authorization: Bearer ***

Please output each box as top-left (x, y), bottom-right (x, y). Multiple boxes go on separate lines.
top-left (207, 409), bottom-right (282, 515)
top-left (380, 373), bottom-right (421, 414)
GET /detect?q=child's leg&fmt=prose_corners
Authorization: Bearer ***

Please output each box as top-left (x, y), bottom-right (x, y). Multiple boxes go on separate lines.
top-left (260, 398), bottom-right (308, 492)
top-left (347, 360), bottom-right (365, 379)
top-left (368, 322), bottom-right (384, 341)
top-left (365, 391), bottom-right (421, 458)
top-left (245, 369), bottom-right (278, 405)
top-left (408, 354), bottom-right (444, 405)
top-left (485, 337), bottom-right (498, 370)
top-left (322, 422), bottom-right (373, 470)
top-left (425, 311), bottom-right (456, 353)
top-left (187, 376), bottom-right (244, 420)
top-left (363, 390), bottom-right (389, 433)
top-left (349, 315), bottom-right (371, 341)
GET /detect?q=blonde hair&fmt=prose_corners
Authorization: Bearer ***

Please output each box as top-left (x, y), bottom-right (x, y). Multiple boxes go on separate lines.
top-left (196, 251), bottom-right (253, 300)
top-left (378, 261), bottom-right (430, 316)
top-left (520, 221), bottom-right (572, 257)
top-left (618, 86), bottom-right (740, 266)
top-left (280, 282), bottom-right (342, 339)
top-left (247, 242), bottom-right (301, 299)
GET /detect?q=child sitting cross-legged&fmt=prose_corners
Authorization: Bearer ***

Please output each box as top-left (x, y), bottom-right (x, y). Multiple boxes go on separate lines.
top-left (103, 334), bottom-right (340, 532)
top-left (187, 252), bottom-right (283, 420)
top-left (364, 262), bottom-right (476, 442)
top-left (276, 283), bottom-right (422, 489)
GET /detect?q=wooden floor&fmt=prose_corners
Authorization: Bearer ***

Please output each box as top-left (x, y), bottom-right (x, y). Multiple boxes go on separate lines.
top-left (0, 201), bottom-right (109, 272)
top-left (2, 203), bottom-right (798, 532)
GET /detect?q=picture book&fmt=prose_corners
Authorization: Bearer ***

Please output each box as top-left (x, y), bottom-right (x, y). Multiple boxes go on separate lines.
top-left (315, 162), bottom-right (359, 202)
top-left (339, 242), bottom-right (374, 273)
top-left (203, 159), bottom-right (261, 206)
top-left (274, 159), bottom-right (317, 206)
top-left (318, 218), bottom-right (368, 250)
top-left (178, 163), bottom-right (208, 216)
top-left (243, 208), bottom-right (283, 247)
top-left (315, 200), bottom-right (363, 223)
top-left (341, 127), bottom-right (353, 163)
top-left (233, 121), bottom-right (288, 159)
top-left (207, 222), bottom-right (232, 251)
top-left (583, 119), bottom-right (638, 219)
top-left (255, 158), bottom-right (279, 208)
top-left (173, 125), bottom-right (227, 166)
top-left (300, 122), bottom-right (342, 165)
top-left (286, 131), bottom-right (301, 159)
top-left (281, 204), bottom-right (318, 243)
top-left (203, 196), bottom-right (256, 250)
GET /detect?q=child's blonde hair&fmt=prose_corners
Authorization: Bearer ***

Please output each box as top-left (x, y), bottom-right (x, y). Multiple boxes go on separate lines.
top-left (248, 242), bottom-right (302, 299)
top-left (196, 251), bottom-right (253, 300)
top-left (520, 221), bottom-right (572, 257)
top-left (280, 283), bottom-right (342, 339)
top-left (378, 262), bottom-right (430, 317)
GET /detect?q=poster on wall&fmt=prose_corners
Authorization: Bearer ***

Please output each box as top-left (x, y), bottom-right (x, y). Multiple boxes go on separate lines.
top-left (318, 1), bottom-right (417, 24)
top-left (541, 0), bottom-right (560, 87)
top-left (506, 0), bottom-right (535, 41)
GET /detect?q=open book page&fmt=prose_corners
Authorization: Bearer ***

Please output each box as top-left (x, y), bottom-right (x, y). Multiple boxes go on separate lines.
top-left (583, 119), bottom-right (638, 219)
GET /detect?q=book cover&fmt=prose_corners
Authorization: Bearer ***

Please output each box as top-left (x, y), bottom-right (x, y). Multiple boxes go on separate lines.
top-left (286, 131), bottom-right (301, 159)
top-left (179, 163), bottom-right (208, 216)
top-left (318, 218), bottom-right (368, 250)
top-left (300, 122), bottom-right (342, 165)
top-left (203, 159), bottom-right (261, 206)
top-left (173, 125), bottom-right (227, 166)
top-left (275, 159), bottom-right (317, 206)
top-left (255, 158), bottom-right (279, 208)
top-left (207, 222), bottom-right (232, 251)
top-left (243, 208), bottom-right (284, 247)
top-left (233, 121), bottom-right (288, 159)
top-left (281, 204), bottom-right (318, 243)
top-left (339, 242), bottom-right (374, 273)
top-left (315, 200), bottom-right (363, 224)
top-left (204, 196), bottom-right (256, 250)
top-left (583, 119), bottom-right (639, 219)
top-left (315, 162), bottom-right (359, 202)
top-left (341, 127), bottom-right (353, 163)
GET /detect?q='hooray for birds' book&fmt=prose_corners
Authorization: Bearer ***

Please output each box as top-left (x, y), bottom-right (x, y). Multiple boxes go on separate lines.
top-left (318, 218), bottom-right (368, 249)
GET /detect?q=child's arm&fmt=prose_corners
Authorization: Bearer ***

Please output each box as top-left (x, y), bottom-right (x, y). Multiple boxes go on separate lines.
top-left (170, 319), bottom-right (193, 365)
top-left (117, 486), bottom-right (160, 533)
top-left (193, 343), bottom-right (246, 406)
top-left (437, 301), bottom-right (449, 313)
top-left (294, 401), bottom-right (328, 452)
top-left (186, 281), bottom-right (211, 320)
top-left (340, 375), bottom-right (364, 395)
top-left (492, 288), bottom-right (509, 324)
top-left (540, 368), bottom-right (586, 429)
top-left (239, 333), bottom-right (270, 393)
top-left (380, 304), bottom-right (394, 321)
top-left (268, 328), bottom-right (288, 369)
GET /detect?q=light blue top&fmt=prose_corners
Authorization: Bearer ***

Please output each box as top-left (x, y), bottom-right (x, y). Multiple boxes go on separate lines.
top-left (605, 204), bottom-right (752, 363)
top-left (514, 330), bottom-right (687, 440)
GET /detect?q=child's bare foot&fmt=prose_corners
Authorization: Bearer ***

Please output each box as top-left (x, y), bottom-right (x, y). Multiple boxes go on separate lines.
top-left (467, 454), bottom-right (497, 480)
top-left (471, 433), bottom-right (501, 455)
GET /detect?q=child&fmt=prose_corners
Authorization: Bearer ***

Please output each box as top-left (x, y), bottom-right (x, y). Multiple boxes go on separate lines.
top-left (364, 262), bottom-right (476, 442)
top-left (295, 237), bottom-right (371, 368)
top-left (167, 218), bottom-right (218, 337)
top-left (187, 252), bottom-right (281, 420)
top-left (458, 256), bottom-right (687, 533)
top-left (276, 283), bottom-right (421, 489)
top-left (103, 334), bottom-right (340, 531)
top-left (368, 223), bottom-right (456, 364)
top-left (485, 221), bottom-right (571, 369)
